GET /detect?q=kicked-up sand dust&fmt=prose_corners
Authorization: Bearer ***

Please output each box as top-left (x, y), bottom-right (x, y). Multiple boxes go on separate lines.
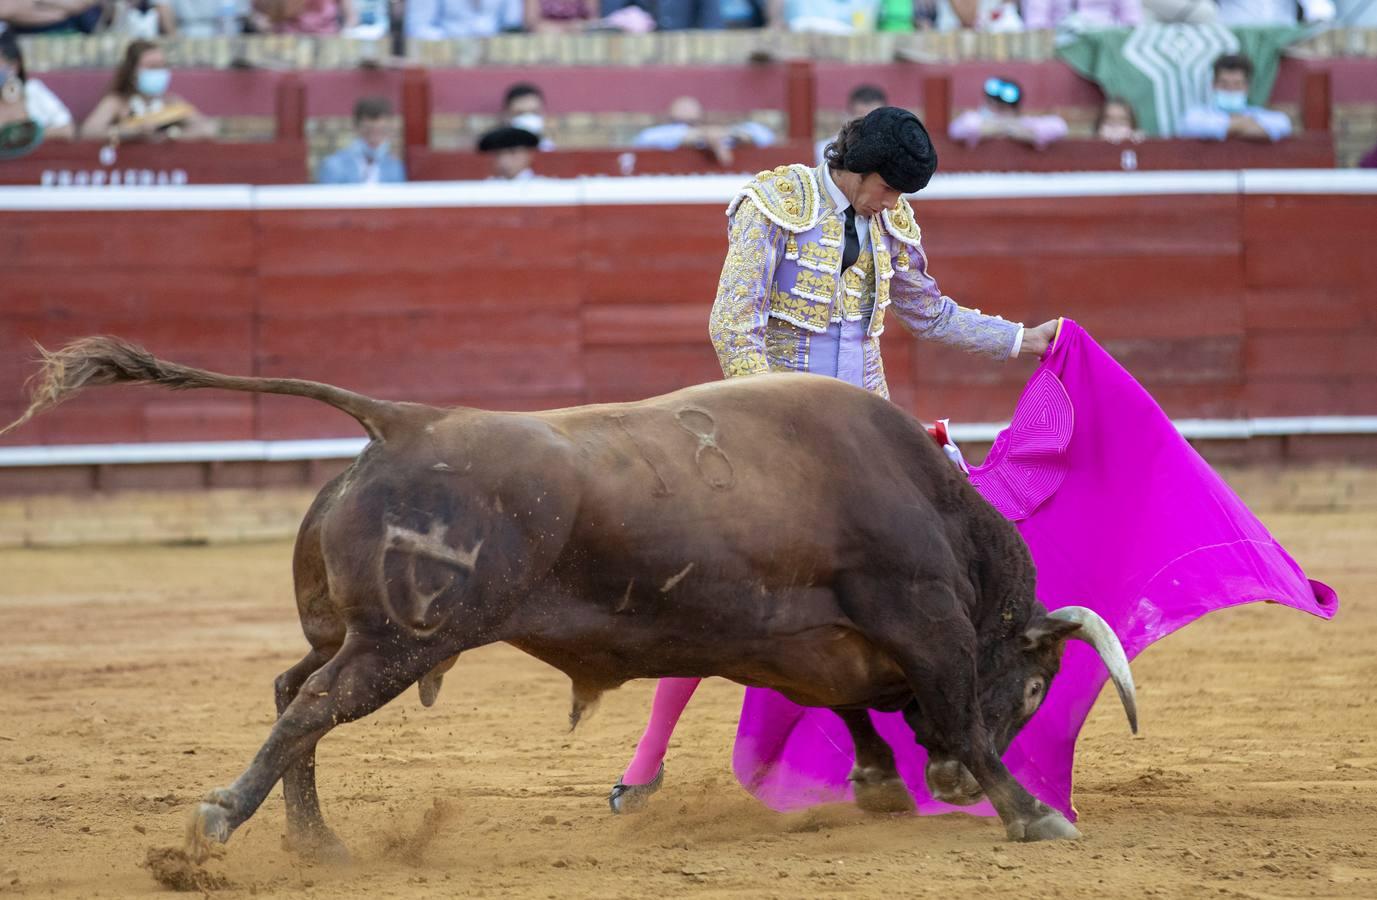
top-left (0, 508), bottom-right (1373, 898)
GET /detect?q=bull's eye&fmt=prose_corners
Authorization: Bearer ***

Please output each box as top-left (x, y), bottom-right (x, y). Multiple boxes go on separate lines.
top-left (1022, 677), bottom-right (1046, 717)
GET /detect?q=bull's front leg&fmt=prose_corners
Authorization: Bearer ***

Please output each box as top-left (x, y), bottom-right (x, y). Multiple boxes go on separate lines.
top-left (901, 686), bottom-right (1078, 842)
top-left (843, 579), bottom-right (1077, 842)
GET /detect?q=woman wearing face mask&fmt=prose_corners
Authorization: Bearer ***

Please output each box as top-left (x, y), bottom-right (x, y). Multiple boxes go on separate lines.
top-left (0, 25), bottom-right (76, 144)
top-left (79, 40), bottom-right (216, 142)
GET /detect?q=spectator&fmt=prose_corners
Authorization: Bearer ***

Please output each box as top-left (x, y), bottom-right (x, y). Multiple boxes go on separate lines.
top-left (502, 82), bottom-right (554, 150)
top-left (1177, 54), bottom-right (1291, 143)
top-left (1022, 0), bottom-right (1141, 28)
top-left (1096, 97), bottom-right (1145, 144)
top-left (0, 0), bottom-right (103, 33)
top-left (934, 0), bottom-right (1024, 30)
top-left (105, 0), bottom-right (177, 37)
top-left (250, 0), bottom-right (355, 33)
top-left (767, 0), bottom-right (880, 31)
top-left (79, 39), bottom-right (216, 141)
top-left (602, 0), bottom-right (719, 29)
top-left (524, 0), bottom-right (594, 32)
top-left (405, 0), bottom-right (521, 37)
top-left (168, 0), bottom-right (250, 36)
top-left (816, 83), bottom-right (888, 165)
top-left (1216, 0), bottom-right (1334, 25)
top-left (317, 96), bottom-right (405, 185)
top-left (948, 77), bottom-right (1069, 150)
top-left (632, 96), bottom-right (774, 166)
top-left (0, 23), bottom-right (75, 141)
top-left (477, 125), bottom-right (538, 181)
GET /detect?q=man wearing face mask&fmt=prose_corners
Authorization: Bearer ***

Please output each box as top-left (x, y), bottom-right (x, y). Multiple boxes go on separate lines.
top-left (318, 96), bottom-right (406, 185)
top-left (1177, 53), bottom-right (1291, 143)
top-left (80, 40), bottom-right (216, 141)
top-left (609, 106), bottom-right (1060, 813)
top-left (502, 82), bottom-right (555, 151)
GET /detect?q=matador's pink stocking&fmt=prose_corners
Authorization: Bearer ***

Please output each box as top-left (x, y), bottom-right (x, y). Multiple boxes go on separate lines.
top-left (621, 677), bottom-right (701, 784)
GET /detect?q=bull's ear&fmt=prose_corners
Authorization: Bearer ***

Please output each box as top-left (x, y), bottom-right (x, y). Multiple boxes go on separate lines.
top-left (1022, 617), bottom-right (1082, 652)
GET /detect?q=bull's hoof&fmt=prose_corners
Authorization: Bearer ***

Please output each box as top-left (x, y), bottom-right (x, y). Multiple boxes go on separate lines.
top-left (608, 763), bottom-right (664, 815)
top-left (186, 801), bottom-right (233, 862)
top-left (284, 825), bottom-right (351, 865)
top-left (849, 769), bottom-right (915, 815)
top-left (1008, 811), bottom-right (1082, 842)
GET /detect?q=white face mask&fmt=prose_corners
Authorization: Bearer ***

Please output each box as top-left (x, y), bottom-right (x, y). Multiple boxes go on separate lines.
top-left (509, 112), bottom-right (545, 136)
top-left (1215, 90), bottom-right (1248, 113)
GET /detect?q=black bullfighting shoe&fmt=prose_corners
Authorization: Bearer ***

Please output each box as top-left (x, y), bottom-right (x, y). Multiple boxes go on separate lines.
top-left (607, 763), bottom-right (665, 814)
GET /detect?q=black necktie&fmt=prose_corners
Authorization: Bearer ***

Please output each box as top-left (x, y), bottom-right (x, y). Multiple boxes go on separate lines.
top-left (842, 206), bottom-right (860, 272)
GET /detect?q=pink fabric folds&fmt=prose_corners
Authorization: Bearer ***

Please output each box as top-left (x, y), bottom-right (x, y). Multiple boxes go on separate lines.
top-left (732, 319), bottom-right (1338, 819)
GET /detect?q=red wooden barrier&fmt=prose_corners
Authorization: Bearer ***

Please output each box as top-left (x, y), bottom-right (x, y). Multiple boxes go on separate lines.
top-left (0, 142), bottom-right (309, 186)
top-left (407, 136), bottom-right (1333, 180)
top-left (407, 142), bottom-right (816, 180)
top-left (1, 189), bottom-right (1374, 451)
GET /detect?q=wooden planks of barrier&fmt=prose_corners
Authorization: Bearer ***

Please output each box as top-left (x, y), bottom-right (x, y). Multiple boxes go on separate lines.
top-left (1, 187), bottom-right (1374, 452)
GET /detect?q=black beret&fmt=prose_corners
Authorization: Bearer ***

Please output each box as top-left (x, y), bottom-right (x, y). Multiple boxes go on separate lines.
top-left (840, 106), bottom-right (938, 194)
top-left (477, 126), bottom-right (540, 153)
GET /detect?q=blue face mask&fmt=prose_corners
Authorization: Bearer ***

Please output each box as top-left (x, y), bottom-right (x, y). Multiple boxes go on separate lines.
top-left (137, 68), bottom-right (171, 97)
top-left (1215, 90), bottom-right (1248, 113)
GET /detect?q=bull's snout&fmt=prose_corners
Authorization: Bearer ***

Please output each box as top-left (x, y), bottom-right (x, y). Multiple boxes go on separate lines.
top-left (925, 758), bottom-right (985, 806)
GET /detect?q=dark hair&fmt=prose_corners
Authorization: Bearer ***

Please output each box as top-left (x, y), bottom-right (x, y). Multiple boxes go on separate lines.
top-left (824, 119), bottom-right (863, 170)
top-left (1213, 53), bottom-right (1254, 81)
top-left (503, 82), bottom-right (544, 110)
top-left (847, 84), bottom-right (887, 108)
top-left (353, 96), bottom-right (393, 123)
top-left (0, 29), bottom-right (27, 83)
top-left (825, 107), bottom-right (938, 194)
top-left (109, 40), bottom-right (160, 99)
top-left (1094, 97), bottom-right (1137, 132)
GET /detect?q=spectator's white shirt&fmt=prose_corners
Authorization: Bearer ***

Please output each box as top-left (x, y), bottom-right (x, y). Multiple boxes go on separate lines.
top-left (1177, 102), bottom-right (1293, 141)
top-left (1216, 0), bottom-right (1335, 23)
top-left (109, 0), bottom-right (169, 38)
top-left (24, 80), bottom-right (74, 132)
top-left (169, 0), bottom-right (251, 37)
top-left (1334, 0), bottom-right (1377, 23)
top-left (406, 0), bottom-right (523, 39)
top-left (632, 121), bottom-right (776, 150)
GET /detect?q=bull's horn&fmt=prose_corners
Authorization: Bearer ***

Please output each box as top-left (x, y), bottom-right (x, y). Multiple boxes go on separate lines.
top-left (1047, 606), bottom-right (1138, 735)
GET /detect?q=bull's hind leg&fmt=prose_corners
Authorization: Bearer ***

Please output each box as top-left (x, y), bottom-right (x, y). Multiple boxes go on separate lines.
top-left (271, 647), bottom-right (348, 862)
top-left (189, 635), bottom-right (437, 859)
top-left (835, 709), bottom-right (914, 814)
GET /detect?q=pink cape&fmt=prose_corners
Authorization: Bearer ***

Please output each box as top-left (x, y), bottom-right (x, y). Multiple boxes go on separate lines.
top-left (731, 320), bottom-right (1338, 819)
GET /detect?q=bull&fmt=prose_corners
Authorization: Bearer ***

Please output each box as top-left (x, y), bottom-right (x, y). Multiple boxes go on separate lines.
top-left (3, 336), bottom-right (1137, 858)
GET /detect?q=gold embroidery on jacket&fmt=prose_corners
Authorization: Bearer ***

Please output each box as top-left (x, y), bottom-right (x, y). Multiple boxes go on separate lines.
top-left (772, 286), bottom-right (832, 332)
top-left (709, 202), bottom-right (775, 377)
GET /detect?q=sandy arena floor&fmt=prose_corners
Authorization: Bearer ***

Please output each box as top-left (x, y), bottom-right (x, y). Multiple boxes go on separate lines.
top-left (0, 509), bottom-right (1373, 899)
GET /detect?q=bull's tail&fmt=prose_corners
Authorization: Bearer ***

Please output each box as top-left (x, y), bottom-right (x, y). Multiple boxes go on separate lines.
top-left (2, 336), bottom-right (402, 442)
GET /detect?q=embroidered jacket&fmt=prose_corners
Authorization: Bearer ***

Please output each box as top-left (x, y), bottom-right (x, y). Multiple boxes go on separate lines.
top-left (708, 163), bottom-right (1021, 397)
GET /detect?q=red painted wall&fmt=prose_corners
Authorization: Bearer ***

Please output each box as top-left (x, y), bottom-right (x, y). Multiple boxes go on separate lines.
top-left (1, 191), bottom-right (1374, 448)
